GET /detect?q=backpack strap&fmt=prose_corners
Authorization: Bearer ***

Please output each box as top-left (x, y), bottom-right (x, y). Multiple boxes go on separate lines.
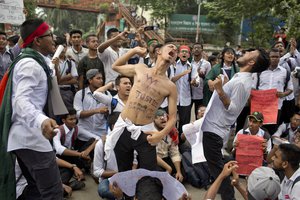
top-left (281, 123), bottom-right (290, 138)
top-left (284, 68), bottom-right (291, 91)
top-left (58, 125), bottom-right (66, 145)
top-left (8, 49), bottom-right (14, 62)
top-left (111, 98), bottom-right (118, 112)
top-left (71, 126), bottom-right (78, 147)
top-left (292, 175), bottom-right (300, 190)
top-left (256, 72), bottom-right (261, 90)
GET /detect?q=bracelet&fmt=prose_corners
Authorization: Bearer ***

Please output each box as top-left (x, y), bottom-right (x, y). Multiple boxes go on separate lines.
top-left (71, 164), bottom-right (77, 170)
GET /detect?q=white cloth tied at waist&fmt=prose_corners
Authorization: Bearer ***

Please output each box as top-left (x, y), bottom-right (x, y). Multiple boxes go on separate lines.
top-left (104, 116), bottom-right (155, 160)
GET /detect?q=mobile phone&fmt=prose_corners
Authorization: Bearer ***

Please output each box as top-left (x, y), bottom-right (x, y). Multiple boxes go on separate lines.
top-left (127, 33), bottom-right (136, 39)
top-left (144, 26), bottom-right (156, 31)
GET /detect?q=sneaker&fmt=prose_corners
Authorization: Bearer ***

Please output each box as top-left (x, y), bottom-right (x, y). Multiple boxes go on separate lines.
top-left (69, 180), bottom-right (85, 190)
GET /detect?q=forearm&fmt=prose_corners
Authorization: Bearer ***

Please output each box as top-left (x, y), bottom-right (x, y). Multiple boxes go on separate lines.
top-left (284, 89), bottom-right (292, 96)
top-left (79, 109), bottom-right (98, 118)
top-left (98, 37), bottom-right (117, 53)
top-left (59, 74), bottom-right (73, 82)
top-left (204, 175), bottom-right (226, 199)
top-left (173, 161), bottom-right (181, 174)
top-left (101, 170), bottom-right (117, 178)
top-left (62, 148), bottom-right (81, 157)
top-left (78, 75), bottom-right (84, 90)
top-left (216, 88), bottom-right (230, 109)
top-left (157, 156), bottom-right (171, 171)
top-left (112, 49), bottom-right (136, 69)
top-left (160, 116), bottom-right (176, 137)
top-left (234, 183), bottom-right (247, 200)
top-left (171, 72), bottom-right (186, 83)
top-left (85, 140), bottom-right (98, 153)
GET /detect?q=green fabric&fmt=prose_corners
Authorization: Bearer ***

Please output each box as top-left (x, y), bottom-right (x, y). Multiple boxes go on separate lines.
top-left (0, 48), bottom-right (52, 200)
top-left (203, 63), bottom-right (240, 105)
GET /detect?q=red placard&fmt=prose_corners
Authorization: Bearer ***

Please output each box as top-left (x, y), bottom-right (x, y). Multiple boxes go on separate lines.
top-left (236, 134), bottom-right (264, 176)
top-left (250, 89), bottom-right (278, 124)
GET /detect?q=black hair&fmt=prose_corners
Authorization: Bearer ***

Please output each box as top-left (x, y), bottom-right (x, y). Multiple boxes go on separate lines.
top-left (135, 176), bottom-right (163, 200)
top-left (54, 36), bottom-right (67, 46)
top-left (220, 47), bottom-right (237, 72)
top-left (106, 28), bottom-right (119, 38)
top-left (108, 112), bottom-right (121, 130)
top-left (20, 18), bottom-right (45, 47)
top-left (86, 34), bottom-right (97, 43)
top-left (60, 108), bottom-right (77, 120)
top-left (115, 75), bottom-right (132, 86)
top-left (279, 143), bottom-right (300, 171)
top-left (192, 42), bottom-right (203, 49)
top-left (269, 48), bottom-right (280, 54)
top-left (0, 31), bottom-right (7, 37)
top-left (208, 55), bottom-right (217, 64)
top-left (69, 29), bottom-right (83, 37)
top-left (250, 48), bottom-right (270, 73)
top-left (164, 38), bottom-right (175, 45)
top-left (211, 51), bottom-right (219, 56)
top-left (153, 43), bottom-right (163, 54)
top-left (7, 35), bottom-right (19, 44)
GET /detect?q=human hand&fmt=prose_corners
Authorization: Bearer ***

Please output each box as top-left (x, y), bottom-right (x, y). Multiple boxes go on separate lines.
top-left (41, 118), bottom-right (59, 140)
top-left (97, 106), bottom-right (109, 114)
top-left (117, 31), bottom-right (128, 41)
top-left (262, 139), bottom-right (267, 153)
top-left (233, 141), bottom-right (239, 148)
top-left (145, 131), bottom-right (164, 145)
top-left (276, 91), bottom-right (286, 98)
top-left (62, 184), bottom-right (72, 197)
top-left (207, 80), bottom-right (215, 92)
top-left (109, 181), bottom-right (123, 199)
top-left (290, 38), bottom-right (297, 54)
top-left (73, 166), bottom-right (85, 181)
top-left (176, 172), bottom-right (184, 182)
top-left (79, 150), bottom-right (91, 160)
top-left (133, 46), bottom-right (147, 57)
top-left (179, 193), bottom-right (192, 200)
top-left (52, 57), bottom-right (59, 67)
top-left (220, 161), bottom-right (238, 178)
top-left (213, 75), bottom-right (223, 92)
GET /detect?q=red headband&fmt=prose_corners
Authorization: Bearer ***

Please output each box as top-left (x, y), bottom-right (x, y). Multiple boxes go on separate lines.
top-left (179, 45), bottom-right (190, 52)
top-left (22, 22), bottom-right (50, 48)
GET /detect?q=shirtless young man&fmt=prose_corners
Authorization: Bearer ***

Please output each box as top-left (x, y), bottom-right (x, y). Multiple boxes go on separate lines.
top-left (104, 42), bottom-right (178, 172)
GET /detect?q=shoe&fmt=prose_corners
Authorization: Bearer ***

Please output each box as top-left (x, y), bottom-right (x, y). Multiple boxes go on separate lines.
top-left (69, 180), bottom-right (85, 190)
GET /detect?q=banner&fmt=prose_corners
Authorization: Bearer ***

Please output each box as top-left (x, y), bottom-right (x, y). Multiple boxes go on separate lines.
top-left (0, 0), bottom-right (25, 25)
top-left (236, 134), bottom-right (263, 176)
top-left (250, 89), bottom-right (278, 124)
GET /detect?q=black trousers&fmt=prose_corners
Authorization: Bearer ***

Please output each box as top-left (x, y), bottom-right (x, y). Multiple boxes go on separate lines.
top-left (203, 132), bottom-right (235, 200)
top-left (177, 104), bottom-right (192, 134)
top-left (14, 149), bottom-right (63, 200)
top-left (192, 99), bottom-right (203, 119)
top-left (114, 128), bottom-right (157, 172)
top-left (280, 99), bottom-right (295, 124)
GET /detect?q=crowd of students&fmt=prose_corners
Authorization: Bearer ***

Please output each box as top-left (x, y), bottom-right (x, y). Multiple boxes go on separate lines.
top-left (1, 17), bottom-right (300, 200)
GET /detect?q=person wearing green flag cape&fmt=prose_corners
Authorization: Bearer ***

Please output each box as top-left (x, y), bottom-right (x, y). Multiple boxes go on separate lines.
top-left (0, 19), bottom-right (63, 200)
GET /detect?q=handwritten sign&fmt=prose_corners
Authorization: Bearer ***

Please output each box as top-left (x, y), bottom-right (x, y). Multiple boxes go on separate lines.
top-left (250, 89), bottom-right (278, 124)
top-left (236, 134), bottom-right (263, 176)
top-left (0, 0), bottom-right (25, 25)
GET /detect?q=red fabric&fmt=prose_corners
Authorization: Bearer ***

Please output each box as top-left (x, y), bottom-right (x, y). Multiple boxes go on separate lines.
top-left (169, 127), bottom-right (179, 145)
top-left (0, 72), bottom-right (9, 106)
top-left (22, 22), bottom-right (49, 48)
top-left (179, 45), bottom-right (191, 52)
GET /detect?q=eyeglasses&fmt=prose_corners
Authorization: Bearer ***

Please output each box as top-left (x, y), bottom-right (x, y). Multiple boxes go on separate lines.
top-left (37, 32), bottom-right (53, 39)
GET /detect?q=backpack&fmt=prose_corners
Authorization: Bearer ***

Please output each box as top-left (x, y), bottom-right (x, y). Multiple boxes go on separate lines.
top-left (181, 151), bottom-right (211, 188)
top-left (292, 176), bottom-right (300, 190)
top-left (58, 125), bottom-right (78, 148)
top-left (242, 128), bottom-right (270, 141)
top-left (281, 123), bottom-right (290, 138)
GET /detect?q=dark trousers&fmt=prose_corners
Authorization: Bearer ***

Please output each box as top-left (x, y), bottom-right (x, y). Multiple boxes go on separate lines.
top-left (114, 128), bottom-right (157, 172)
top-left (203, 132), bottom-right (235, 200)
top-left (58, 138), bottom-right (95, 170)
top-left (14, 149), bottom-right (63, 200)
top-left (192, 99), bottom-right (203, 119)
top-left (177, 104), bottom-right (192, 134)
top-left (236, 106), bottom-right (250, 133)
top-left (280, 99), bottom-right (295, 124)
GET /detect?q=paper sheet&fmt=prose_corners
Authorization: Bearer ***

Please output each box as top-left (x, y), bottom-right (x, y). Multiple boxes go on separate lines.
top-left (109, 169), bottom-right (187, 200)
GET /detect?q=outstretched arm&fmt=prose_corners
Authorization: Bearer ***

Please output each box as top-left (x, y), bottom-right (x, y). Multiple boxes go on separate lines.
top-left (112, 46), bottom-right (147, 77)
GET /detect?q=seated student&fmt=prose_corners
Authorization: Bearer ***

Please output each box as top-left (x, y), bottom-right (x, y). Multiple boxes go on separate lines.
top-left (73, 69), bottom-right (108, 145)
top-left (273, 112), bottom-right (300, 143)
top-left (204, 161), bottom-right (281, 200)
top-left (271, 143), bottom-right (300, 199)
top-left (52, 108), bottom-right (98, 170)
top-left (233, 111), bottom-right (271, 159)
top-left (154, 109), bottom-right (184, 182)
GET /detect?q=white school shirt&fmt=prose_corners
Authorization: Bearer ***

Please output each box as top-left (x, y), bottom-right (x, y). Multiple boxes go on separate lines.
top-left (278, 168), bottom-right (300, 200)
